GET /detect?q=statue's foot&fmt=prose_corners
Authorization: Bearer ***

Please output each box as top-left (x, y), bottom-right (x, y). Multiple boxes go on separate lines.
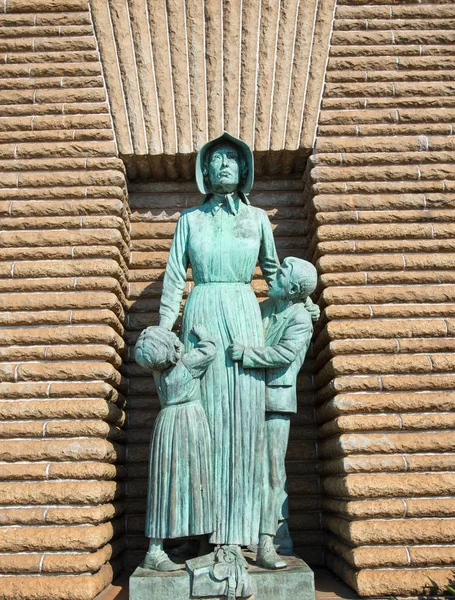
top-left (275, 520), bottom-right (294, 556)
top-left (257, 537), bottom-right (287, 570)
top-left (141, 550), bottom-right (180, 572)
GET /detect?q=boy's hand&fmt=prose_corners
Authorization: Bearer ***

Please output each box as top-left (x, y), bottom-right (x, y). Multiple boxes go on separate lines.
top-left (304, 297), bottom-right (320, 323)
top-left (228, 342), bottom-right (244, 361)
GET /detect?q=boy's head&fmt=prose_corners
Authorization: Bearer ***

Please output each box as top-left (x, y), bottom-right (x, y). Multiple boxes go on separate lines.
top-left (135, 326), bottom-right (183, 371)
top-left (268, 257), bottom-right (317, 302)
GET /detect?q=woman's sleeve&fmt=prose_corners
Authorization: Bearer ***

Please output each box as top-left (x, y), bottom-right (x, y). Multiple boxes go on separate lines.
top-left (181, 327), bottom-right (217, 379)
top-left (258, 210), bottom-right (279, 286)
top-left (159, 213), bottom-right (189, 330)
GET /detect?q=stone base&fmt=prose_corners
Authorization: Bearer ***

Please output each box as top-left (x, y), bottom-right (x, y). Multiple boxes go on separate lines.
top-left (129, 551), bottom-right (315, 600)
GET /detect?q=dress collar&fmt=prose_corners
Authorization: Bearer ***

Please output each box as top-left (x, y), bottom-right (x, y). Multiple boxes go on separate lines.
top-left (200, 192), bottom-right (250, 216)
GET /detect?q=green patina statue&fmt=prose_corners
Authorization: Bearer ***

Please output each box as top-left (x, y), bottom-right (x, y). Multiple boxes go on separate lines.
top-left (159, 132), bottom-right (279, 554)
top-left (134, 325), bottom-right (216, 571)
top-left (229, 257), bottom-right (318, 570)
top-left (135, 132), bottom-right (319, 597)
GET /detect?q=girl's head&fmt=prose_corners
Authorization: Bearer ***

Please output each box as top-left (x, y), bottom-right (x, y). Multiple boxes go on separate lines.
top-left (134, 327), bottom-right (183, 371)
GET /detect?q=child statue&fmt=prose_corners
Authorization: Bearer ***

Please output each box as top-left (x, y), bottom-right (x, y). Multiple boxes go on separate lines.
top-left (229, 257), bottom-right (318, 570)
top-left (134, 325), bottom-right (216, 571)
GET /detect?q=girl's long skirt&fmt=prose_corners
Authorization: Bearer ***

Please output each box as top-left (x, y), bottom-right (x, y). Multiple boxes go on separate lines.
top-left (145, 401), bottom-right (213, 539)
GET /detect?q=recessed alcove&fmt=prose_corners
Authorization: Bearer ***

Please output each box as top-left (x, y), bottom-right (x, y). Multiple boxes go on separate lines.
top-left (123, 176), bottom-right (323, 571)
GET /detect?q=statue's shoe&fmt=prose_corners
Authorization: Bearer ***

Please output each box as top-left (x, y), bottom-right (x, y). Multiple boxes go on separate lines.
top-left (141, 551), bottom-right (180, 572)
top-left (275, 520), bottom-right (294, 556)
top-left (256, 545), bottom-right (287, 570)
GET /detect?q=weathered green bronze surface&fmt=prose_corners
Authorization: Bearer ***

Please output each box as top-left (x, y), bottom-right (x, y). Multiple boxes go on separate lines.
top-left (229, 257), bottom-right (318, 569)
top-left (159, 132), bottom-right (279, 548)
top-left (130, 553), bottom-right (315, 600)
top-left (133, 133), bottom-right (318, 597)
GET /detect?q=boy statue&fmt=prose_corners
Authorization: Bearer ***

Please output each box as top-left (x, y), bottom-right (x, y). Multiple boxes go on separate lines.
top-left (229, 257), bottom-right (318, 570)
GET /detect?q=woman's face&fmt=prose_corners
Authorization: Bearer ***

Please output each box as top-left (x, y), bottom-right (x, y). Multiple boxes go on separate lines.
top-left (207, 143), bottom-right (240, 193)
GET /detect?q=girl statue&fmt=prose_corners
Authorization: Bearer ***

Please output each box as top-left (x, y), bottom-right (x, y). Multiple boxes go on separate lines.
top-left (135, 325), bottom-right (217, 571)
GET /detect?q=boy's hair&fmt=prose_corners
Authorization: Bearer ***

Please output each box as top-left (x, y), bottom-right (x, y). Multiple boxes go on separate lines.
top-left (134, 326), bottom-right (180, 371)
top-left (284, 257), bottom-right (317, 299)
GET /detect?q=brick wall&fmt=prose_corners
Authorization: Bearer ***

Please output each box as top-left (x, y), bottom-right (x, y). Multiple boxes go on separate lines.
top-left (0, 1), bottom-right (128, 598)
top-left (311, 0), bottom-right (455, 595)
top-left (125, 179), bottom-right (323, 569)
top-left (2, 0), bottom-right (455, 598)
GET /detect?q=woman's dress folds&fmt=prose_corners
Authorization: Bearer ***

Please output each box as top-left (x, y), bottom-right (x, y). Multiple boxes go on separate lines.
top-left (159, 197), bottom-right (279, 546)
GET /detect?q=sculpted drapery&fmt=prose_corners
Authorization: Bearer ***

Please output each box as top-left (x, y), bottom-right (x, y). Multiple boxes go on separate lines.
top-left (159, 132), bottom-right (279, 546)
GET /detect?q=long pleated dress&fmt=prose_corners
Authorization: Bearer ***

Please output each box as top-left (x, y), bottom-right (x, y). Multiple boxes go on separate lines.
top-left (159, 195), bottom-right (279, 546)
top-left (145, 336), bottom-right (216, 539)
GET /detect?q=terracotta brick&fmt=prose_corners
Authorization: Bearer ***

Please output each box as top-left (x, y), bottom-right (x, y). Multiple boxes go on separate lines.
top-left (42, 542), bottom-right (122, 573)
top-left (326, 515), bottom-right (455, 545)
top-left (0, 438), bottom-right (123, 462)
top-left (325, 534), bottom-right (408, 569)
top-left (317, 392), bottom-right (455, 420)
top-left (322, 497), bottom-right (407, 519)
top-left (0, 507), bottom-right (47, 525)
top-left (320, 431), bottom-right (455, 457)
top-left (0, 480), bottom-right (121, 505)
top-left (322, 472), bottom-right (455, 498)
top-left (0, 521), bottom-right (117, 553)
top-left (45, 504), bottom-right (121, 525)
top-left (0, 564), bottom-right (113, 600)
top-left (0, 553), bottom-right (42, 574)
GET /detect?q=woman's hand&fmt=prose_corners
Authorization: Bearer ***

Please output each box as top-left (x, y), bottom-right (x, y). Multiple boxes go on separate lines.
top-left (228, 342), bottom-right (244, 361)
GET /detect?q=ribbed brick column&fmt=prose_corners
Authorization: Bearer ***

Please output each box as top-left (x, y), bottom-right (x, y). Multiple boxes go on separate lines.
top-left (0, 1), bottom-right (128, 598)
top-left (310, 0), bottom-right (455, 595)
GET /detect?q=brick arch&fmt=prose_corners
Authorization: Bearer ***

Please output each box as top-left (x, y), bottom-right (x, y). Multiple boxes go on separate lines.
top-left (89, 0), bottom-right (336, 179)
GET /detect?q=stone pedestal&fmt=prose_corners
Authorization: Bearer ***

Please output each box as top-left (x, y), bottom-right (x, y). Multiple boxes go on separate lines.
top-left (129, 552), bottom-right (315, 600)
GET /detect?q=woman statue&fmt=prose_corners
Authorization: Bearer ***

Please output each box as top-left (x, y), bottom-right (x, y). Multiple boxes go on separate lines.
top-left (158, 132), bottom-right (279, 550)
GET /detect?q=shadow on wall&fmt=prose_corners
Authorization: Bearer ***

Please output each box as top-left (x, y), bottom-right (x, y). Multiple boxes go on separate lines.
top-left (122, 149), bottom-right (311, 182)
